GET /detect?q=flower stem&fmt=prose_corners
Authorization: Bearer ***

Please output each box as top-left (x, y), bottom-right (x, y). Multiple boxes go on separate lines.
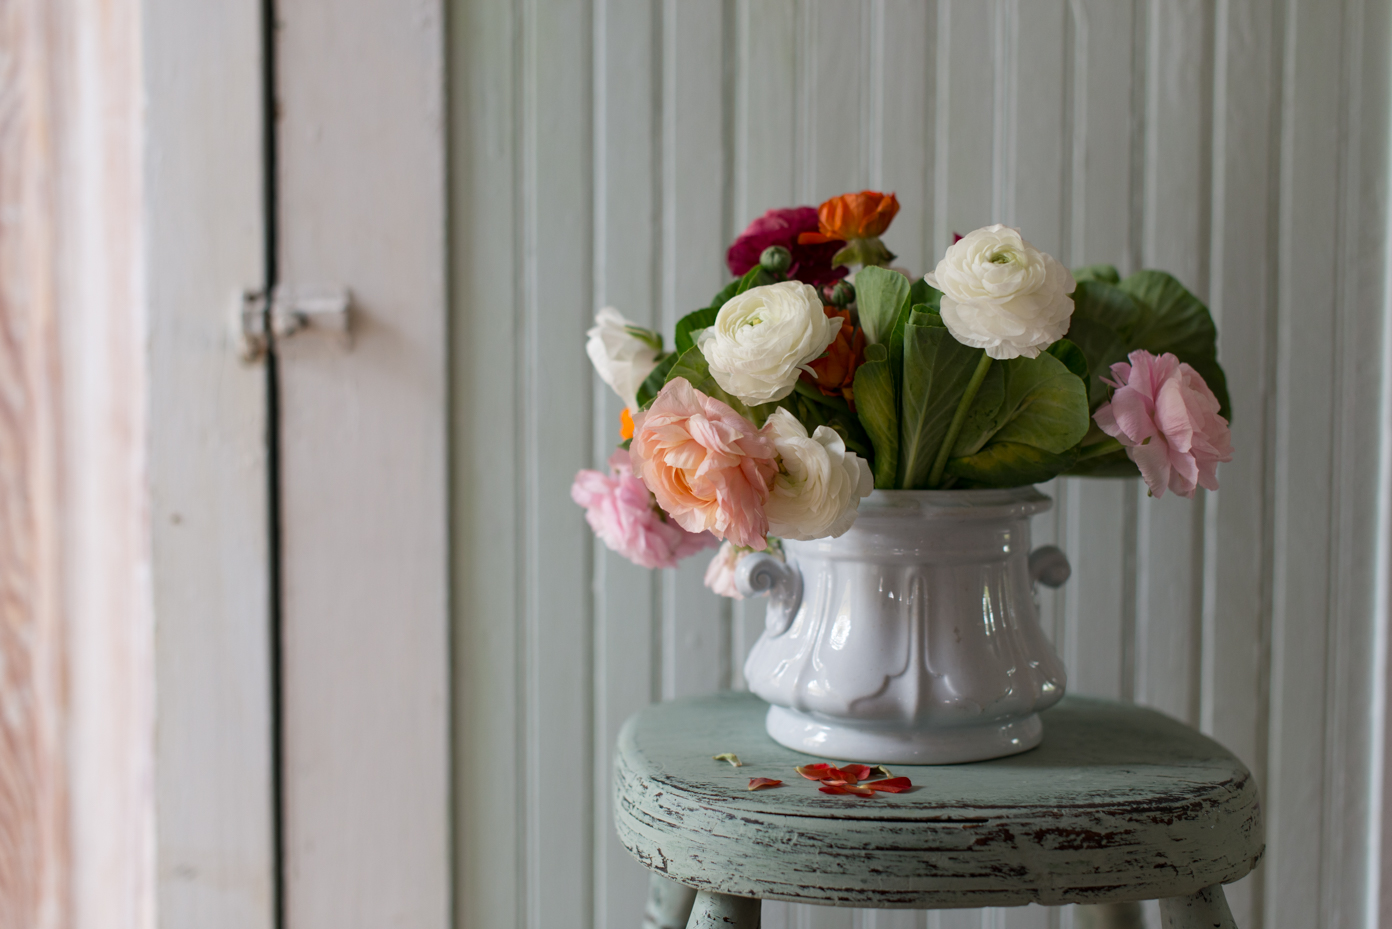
top-left (927, 351), bottom-right (993, 489)
top-left (1075, 436), bottom-right (1124, 461)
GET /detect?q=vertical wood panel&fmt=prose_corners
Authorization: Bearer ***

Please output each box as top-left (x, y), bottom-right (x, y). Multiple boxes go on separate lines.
top-left (451, 0), bottom-right (522, 924)
top-left (448, 0), bottom-right (1392, 924)
top-left (1264, 0), bottom-right (1343, 923)
top-left (276, 0), bottom-right (451, 926)
top-left (1201, 1), bottom-right (1280, 922)
top-left (521, 0), bottom-right (595, 925)
top-left (144, 2), bottom-right (275, 927)
top-left (662, 0), bottom-right (733, 700)
top-left (593, 0), bottom-right (664, 922)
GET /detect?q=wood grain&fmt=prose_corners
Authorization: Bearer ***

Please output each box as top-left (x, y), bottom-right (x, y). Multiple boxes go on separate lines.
top-left (0, 4), bottom-right (71, 924)
top-left (0, 0), bottom-right (155, 926)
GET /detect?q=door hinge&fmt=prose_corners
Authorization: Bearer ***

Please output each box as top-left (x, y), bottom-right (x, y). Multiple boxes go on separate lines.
top-left (239, 285), bottom-right (353, 363)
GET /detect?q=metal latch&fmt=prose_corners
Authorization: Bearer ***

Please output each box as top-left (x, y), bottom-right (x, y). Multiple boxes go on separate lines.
top-left (239, 285), bottom-right (352, 363)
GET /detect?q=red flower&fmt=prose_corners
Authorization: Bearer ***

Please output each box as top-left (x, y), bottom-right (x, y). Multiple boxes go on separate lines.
top-left (726, 207), bottom-right (850, 287)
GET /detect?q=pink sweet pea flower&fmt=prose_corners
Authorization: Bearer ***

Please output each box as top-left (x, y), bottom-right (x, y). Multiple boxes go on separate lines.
top-left (629, 378), bottom-right (779, 550)
top-left (571, 448), bottom-right (716, 569)
top-left (1092, 350), bottom-right (1234, 499)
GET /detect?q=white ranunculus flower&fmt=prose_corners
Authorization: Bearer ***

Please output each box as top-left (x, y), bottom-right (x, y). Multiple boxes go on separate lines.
top-left (697, 281), bottom-right (841, 405)
top-left (586, 307), bottom-right (662, 411)
top-left (763, 408), bottom-right (873, 541)
top-left (924, 225), bottom-right (1076, 360)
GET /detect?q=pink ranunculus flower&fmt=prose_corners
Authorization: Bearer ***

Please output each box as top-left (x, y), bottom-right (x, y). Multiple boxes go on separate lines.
top-left (571, 448), bottom-right (717, 569)
top-left (629, 378), bottom-right (780, 550)
top-left (726, 207), bottom-right (850, 287)
top-left (1092, 350), bottom-right (1234, 499)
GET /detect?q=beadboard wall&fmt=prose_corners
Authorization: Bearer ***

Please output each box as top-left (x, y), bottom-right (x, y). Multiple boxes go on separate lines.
top-left (449, 2), bottom-right (1392, 927)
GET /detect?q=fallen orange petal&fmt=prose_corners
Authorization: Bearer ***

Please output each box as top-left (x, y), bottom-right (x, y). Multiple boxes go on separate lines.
top-left (820, 782), bottom-right (875, 797)
top-left (796, 763), bottom-right (839, 780)
top-left (748, 777), bottom-right (783, 791)
top-left (837, 764), bottom-right (873, 784)
top-left (865, 777), bottom-right (913, 793)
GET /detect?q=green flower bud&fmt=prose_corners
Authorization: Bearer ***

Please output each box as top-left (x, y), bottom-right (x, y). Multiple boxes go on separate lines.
top-left (759, 245), bottom-right (792, 273)
top-left (827, 280), bottom-right (855, 307)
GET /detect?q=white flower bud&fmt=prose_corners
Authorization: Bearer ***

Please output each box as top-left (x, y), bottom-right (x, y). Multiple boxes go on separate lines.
top-left (586, 307), bottom-right (661, 411)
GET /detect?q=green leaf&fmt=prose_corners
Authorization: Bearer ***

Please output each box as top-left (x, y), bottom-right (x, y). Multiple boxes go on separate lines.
top-left (662, 345), bottom-right (777, 425)
top-left (852, 357), bottom-right (898, 488)
top-left (946, 442), bottom-right (1080, 487)
top-left (854, 266), bottom-right (911, 346)
top-left (1065, 281), bottom-right (1148, 409)
top-left (988, 353), bottom-right (1091, 454)
top-left (708, 278), bottom-right (741, 310)
top-left (1117, 270), bottom-right (1231, 419)
top-left (897, 314), bottom-right (984, 489)
top-left (908, 278), bottom-right (941, 312)
top-left (948, 352), bottom-right (1089, 459)
top-left (1072, 264), bottom-right (1120, 285)
top-left (947, 363), bottom-right (1005, 457)
top-left (1045, 339), bottom-right (1088, 380)
top-left (635, 353), bottom-right (678, 409)
top-left (674, 307), bottom-right (719, 355)
top-left (623, 324), bottom-right (664, 353)
top-left (735, 265), bottom-right (774, 295)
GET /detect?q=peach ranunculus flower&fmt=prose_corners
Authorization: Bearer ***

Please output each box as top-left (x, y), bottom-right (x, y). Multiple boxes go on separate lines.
top-left (629, 378), bottom-right (779, 550)
top-left (1092, 350), bottom-right (1234, 499)
top-left (798, 191), bottom-right (900, 267)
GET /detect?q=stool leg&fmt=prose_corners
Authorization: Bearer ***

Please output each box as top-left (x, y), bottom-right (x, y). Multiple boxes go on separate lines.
top-left (684, 890), bottom-right (761, 928)
top-left (1158, 884), bottom-right (1236, 929)
top-left (1076, 901), bottom-right (1146, 929)
top-left (643, 875), bottom-right (697, 929)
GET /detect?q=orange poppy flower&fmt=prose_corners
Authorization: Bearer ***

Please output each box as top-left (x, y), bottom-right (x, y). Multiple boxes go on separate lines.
top-left (620, 407), bottom-right (635, 440)
top-left (798, 191), bottom-right (900, 244)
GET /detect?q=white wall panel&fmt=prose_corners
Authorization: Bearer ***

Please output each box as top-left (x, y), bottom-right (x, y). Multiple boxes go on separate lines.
top-left (448, 0), bottom-right (1392, 926)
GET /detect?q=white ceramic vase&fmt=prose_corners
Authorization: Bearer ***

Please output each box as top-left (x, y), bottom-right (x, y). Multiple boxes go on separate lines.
top-left (736, 487), bottom-right (1071, 765)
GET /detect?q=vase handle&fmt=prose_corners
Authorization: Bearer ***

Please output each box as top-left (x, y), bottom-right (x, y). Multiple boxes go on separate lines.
top-left (736, 553), bottom-right (803, 637)
top-left (1029, 545), bottom-right (1071, 589)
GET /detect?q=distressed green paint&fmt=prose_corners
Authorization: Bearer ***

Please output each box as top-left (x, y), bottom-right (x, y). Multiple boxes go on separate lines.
top-left (614, 693), bottom-right (1262, 916)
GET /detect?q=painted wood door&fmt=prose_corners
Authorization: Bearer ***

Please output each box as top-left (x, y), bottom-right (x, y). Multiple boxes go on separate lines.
top-left (273, 0), bottom-right (452, 927)
top-left (450, 2), bottom-right (1392, 929)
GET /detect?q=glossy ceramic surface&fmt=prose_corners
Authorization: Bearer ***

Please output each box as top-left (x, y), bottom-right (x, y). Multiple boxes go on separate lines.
top-left (737, 487), bottom-right (1069, 764)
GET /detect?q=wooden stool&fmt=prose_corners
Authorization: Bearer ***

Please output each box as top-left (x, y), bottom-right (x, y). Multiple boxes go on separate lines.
top-left (615, 693), bottom-right (1262, 928)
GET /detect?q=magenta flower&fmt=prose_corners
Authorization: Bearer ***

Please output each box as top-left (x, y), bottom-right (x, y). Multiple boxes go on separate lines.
top-left (1092, 350), bottom-right (1234, 499)
top-left (726, 207), bottom-right (850, 286)
top-left (571, 449), bottom-right (717, 569)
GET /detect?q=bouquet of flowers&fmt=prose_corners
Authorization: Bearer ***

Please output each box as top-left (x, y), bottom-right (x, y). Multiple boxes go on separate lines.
top-left (573, 191), bottom-right (1234, 597)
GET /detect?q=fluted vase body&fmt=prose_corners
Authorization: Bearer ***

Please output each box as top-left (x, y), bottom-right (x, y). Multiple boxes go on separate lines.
top-left (739, 487), bottom-right (1069, 764)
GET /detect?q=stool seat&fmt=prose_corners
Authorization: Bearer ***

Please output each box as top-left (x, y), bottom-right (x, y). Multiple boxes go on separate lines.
top-left (615, 692), bottom-right (1262, 914)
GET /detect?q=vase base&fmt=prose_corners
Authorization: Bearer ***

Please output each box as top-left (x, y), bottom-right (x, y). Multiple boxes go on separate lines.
top-left (764, 705), bottom-right (1044, 765)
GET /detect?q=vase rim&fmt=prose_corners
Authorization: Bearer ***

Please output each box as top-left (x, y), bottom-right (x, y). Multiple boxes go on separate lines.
top-left (855, 485), bottom-right (1052, 519)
